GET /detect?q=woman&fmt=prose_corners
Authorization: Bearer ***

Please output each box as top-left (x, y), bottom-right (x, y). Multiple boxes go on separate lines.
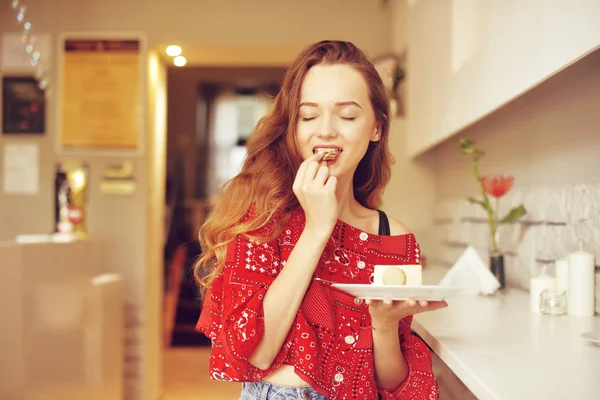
top-left (195, 40), bottom-right (447, 400)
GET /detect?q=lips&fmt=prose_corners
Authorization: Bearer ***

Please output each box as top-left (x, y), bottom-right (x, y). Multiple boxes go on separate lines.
top-left (313, 146), bottom-right (343, 162)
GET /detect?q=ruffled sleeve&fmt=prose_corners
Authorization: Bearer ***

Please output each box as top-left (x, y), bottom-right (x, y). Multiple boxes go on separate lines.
top-left (377, 316), bottom-right (440, 399)
top-left (196, 223), bottom-right (291, 381)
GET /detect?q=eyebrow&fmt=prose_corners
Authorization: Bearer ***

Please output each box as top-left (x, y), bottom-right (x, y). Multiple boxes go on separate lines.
top-left (299, 101), bottom-right (362, 109)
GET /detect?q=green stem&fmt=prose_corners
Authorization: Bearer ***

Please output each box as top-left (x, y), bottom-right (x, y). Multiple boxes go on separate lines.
top-left (471, 157), bottom-right (498, 254)
top-left (494, 197), bottom-right (500, 253)
top-left (495, 197), bottom-right (499, 222)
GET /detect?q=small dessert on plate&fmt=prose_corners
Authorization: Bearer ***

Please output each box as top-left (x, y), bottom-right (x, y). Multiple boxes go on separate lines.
top-left (332, 261), bottom-right (462, 300)
top-left (372, 264), bottom-right (422, 286)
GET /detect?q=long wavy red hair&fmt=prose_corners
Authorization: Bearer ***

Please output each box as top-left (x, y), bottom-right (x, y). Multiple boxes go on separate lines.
top-left (194, 40), bottom-right (394, 294)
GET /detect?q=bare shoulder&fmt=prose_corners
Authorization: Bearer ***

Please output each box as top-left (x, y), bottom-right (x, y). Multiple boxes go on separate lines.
top-left (387, 215), bottom-right (413, 236)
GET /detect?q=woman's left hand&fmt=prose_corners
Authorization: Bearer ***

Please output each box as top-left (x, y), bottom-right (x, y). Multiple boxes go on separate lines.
top-left (365, 298), bottom-right (448, 331)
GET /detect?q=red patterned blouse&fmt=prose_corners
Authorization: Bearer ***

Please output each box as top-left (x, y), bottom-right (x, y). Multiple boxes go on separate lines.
top-left (197, 209), bottom-right (439, 400)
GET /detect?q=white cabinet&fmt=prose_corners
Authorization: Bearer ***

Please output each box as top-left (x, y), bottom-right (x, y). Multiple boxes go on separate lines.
top-left (406, 0), bottom-right (600, 157)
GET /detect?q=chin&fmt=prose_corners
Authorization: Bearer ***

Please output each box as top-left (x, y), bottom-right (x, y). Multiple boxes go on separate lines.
top-left (326, 163), bottom-right (346, 178)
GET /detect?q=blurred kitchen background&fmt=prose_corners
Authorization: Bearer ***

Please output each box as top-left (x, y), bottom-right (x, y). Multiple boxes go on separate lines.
top-left (0, 1), bottom-right (599, 399)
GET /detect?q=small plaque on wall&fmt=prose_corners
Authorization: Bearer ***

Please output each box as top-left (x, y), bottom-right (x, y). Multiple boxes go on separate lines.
top-left (100, 160), bottom-right (137, 195)
top-left (100, 179), bottom-right (137, 195)
top-left (2, 76), bottom-right (46, 134)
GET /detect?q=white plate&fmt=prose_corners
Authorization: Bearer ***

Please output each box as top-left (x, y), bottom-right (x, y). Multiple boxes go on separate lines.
top-left (331, 283), bottom-right (463, 301)
top-left (581, 331), bottom-right (600, 345)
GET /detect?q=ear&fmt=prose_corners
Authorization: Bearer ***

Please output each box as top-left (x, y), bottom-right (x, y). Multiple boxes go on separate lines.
top-left (370, 122), bottom-right (382, 142)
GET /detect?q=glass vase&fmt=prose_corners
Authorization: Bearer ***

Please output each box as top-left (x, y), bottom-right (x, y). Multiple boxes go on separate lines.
top-left (489, 231), bottom-right (505, 289)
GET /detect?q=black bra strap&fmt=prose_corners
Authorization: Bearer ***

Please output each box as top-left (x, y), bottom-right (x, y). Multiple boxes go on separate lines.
top-left (377, 210), bottom-right (390, 236)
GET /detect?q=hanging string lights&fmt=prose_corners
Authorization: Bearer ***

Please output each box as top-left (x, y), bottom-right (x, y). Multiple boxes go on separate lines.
top-left (10, 0), bottom-right (50, 91)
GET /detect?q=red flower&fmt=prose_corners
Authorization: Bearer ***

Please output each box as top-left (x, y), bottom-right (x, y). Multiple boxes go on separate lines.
top-left (481, 175), bottom-right (514, 198)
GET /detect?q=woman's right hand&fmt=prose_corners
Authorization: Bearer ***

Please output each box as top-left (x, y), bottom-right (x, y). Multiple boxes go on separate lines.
top-left (292, 153), bottom-right (339, 239)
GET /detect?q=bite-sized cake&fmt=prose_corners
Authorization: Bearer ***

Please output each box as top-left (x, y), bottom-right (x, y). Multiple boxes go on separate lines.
top-left (372, 264), bottom-right (422, 286)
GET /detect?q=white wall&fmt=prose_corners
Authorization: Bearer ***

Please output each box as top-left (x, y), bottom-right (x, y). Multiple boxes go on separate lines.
top-left (406, 0), bottom-right (600, 157)
top-left (433, 49), bottom-right (600, 200)
top-left (382, 0), bottom-right (437, 253)
top-left (382, 117), bottom-right (438, 253)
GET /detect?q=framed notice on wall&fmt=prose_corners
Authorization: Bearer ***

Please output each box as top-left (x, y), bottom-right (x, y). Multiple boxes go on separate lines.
top-left (2, 76), bottom-right (46, 134)
top-left (58, 37), bottom-right (143, 151)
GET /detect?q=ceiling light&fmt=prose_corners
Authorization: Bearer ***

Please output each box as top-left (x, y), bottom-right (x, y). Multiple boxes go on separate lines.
top-left (173, 56), bottom-right (187, 67)
top-left (166, 45), bottom-right (182, 57)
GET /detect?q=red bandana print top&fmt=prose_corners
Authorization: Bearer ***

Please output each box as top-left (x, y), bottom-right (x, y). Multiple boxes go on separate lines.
top-left (197, 209), bottom-right (439, 400)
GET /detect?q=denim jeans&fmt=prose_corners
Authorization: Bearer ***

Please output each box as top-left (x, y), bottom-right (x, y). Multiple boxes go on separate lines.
top-left (239, 381), bottom-right (329, 400)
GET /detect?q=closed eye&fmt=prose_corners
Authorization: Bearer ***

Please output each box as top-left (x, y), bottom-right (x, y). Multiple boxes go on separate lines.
top-left (301, 117), bottom-right (317, 122)
top-left (340, 117), bottom-right (356, 122)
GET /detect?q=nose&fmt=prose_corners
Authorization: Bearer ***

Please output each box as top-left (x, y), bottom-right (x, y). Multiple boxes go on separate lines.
top-left (316, 114), bottom-right (337, 139)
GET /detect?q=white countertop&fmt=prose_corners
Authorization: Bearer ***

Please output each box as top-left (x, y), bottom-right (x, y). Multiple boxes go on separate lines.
top-left (413, 266), bottom-right (600, 400)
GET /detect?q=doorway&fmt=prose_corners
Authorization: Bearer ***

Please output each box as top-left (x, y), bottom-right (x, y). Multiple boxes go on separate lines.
top-left (161, 65), bottom-right (285, 398)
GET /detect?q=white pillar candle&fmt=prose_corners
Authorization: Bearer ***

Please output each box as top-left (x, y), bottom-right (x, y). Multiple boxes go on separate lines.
top-left (555, 257), bottom-right (569, 293)
top-left (568, 248), bottom-right (596, 317)
top-left (530, 274), bottom-right (556, 313)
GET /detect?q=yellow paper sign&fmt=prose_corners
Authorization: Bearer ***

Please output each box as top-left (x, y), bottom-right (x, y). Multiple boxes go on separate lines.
top-left (60, 39), bottom-right (141, 149)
